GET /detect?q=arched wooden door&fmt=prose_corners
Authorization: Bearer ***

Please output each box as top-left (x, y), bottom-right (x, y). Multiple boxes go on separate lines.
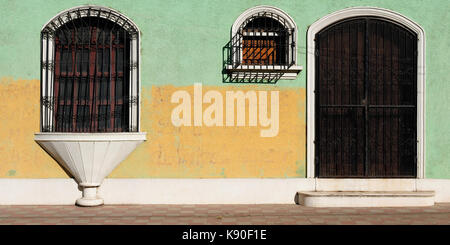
top-left (315, 17), bottom-right (417, 178)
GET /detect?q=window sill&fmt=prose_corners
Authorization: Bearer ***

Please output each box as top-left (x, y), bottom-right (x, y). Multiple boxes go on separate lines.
top-left (34, 132), bottom-right (147, 141)
top-left (225, 65), bottom-right (303, 80)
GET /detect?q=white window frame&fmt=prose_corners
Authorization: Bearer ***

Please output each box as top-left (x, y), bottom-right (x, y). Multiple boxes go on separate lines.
top-left (306, 7), bottom-right (426, 178)
top-left (228, 5), bottom-right (302, 79)
top-left (40, 5), bottom-right (142, 132)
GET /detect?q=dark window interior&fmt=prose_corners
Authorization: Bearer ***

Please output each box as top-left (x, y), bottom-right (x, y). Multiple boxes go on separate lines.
top-left (241, 17), bottom-right (289, 65)
top-left (53, 17), bottom-right (130, 132)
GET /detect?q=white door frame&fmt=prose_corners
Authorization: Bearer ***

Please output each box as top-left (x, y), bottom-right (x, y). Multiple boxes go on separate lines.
top-left (306, 7), bottom-right (426, 178)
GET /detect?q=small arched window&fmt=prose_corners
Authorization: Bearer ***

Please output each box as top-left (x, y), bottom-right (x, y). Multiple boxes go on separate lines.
top-left (40, 6), bottom-right (140, 132)
top-left (240, 15), bottom-right (290, 66)
top-left (223, 6), bottom-right (302, 83)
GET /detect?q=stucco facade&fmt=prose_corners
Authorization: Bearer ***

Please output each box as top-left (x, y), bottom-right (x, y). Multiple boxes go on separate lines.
top-left (0, 0), bottom-right (449, 204)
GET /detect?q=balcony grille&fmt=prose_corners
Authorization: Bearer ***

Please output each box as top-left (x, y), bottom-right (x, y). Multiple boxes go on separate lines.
top-left (222, 12), bottom-right (296, 83)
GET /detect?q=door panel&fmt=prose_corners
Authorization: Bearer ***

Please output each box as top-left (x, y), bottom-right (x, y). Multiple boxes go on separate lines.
top-left (315, 17), bottom-right (417, 178)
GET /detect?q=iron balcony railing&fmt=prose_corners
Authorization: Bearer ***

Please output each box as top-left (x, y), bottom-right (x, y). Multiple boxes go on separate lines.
top-left (222, 12), bottom-right (296, 83)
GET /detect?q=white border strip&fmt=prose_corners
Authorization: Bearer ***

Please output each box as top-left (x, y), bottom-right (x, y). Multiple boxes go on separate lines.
top-left (306, 7), bottom-right (426, 178)
top-left (0, 178), bottom-right (449, 205)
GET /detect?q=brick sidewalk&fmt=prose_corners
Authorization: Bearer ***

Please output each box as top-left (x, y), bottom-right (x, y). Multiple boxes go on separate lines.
top-left (0, 203), bottom-right (449, 225)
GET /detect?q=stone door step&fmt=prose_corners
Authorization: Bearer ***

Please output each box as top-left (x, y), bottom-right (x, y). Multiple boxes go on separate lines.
top-left (296, 191), bottom-right (435, 207)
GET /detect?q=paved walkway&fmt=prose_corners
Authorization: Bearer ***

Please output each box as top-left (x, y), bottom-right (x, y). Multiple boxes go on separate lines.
top-left (0, 203), bottom-right (449, 225)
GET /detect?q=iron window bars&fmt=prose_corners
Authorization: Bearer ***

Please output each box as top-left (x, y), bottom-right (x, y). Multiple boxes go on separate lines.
top-left (40, 6), bottom-right (139, 132)
top-left (223, 12), bottom-right (297, 83)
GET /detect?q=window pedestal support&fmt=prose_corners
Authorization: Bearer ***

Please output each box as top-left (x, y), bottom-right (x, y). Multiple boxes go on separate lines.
top-left (77, 186), bottom-right (103, 207)
top-left (34, 132), bottom-right (147, 206)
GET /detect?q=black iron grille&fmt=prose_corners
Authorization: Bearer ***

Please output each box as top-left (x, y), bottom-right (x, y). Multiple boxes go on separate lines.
top-left (41, 16), bottom-right (136, 132)
top-left (222, 12), bottom-right (295, 83)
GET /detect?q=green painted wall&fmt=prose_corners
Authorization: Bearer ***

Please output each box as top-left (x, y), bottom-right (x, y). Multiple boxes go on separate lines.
top-left (0, 0), bottom-right (449, 178)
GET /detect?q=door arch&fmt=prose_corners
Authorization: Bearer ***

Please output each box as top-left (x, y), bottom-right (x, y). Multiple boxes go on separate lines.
top-left (306, 7), bottom-right (425, 178)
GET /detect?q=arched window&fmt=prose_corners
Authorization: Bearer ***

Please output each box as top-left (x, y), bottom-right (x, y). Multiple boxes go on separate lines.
top-left (40, 6), bottom-right (140, 132)
top-left (223, 6), bottom-right (302, 83)
top-left (240, 15), bottom-right (290, 66)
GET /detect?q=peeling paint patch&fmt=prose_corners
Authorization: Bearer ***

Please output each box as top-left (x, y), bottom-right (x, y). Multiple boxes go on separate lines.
top-left (295, 160), bottom-right (306, 177)
top-left (7, 170), bottom-right (16, 176)
top-left (220, 168), bottom-right (226, 178)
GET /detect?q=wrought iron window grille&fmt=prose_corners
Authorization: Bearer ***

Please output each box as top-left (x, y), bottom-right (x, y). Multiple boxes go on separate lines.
top-left (40, 6), bottom-right (140, 133)
top-left (222, 11), bottom-right (300, 84)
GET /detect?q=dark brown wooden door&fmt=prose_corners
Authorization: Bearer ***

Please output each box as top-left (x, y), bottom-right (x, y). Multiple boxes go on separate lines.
top-left (315, 17), bottom-right (417, 178)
